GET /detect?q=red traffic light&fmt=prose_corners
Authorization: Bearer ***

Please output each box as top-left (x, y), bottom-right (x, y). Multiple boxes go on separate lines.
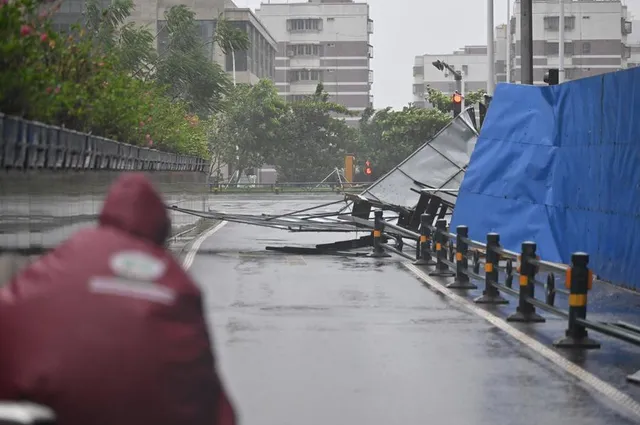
top-left (365, 167), bottom-right (372, 175)
top-left (452, 93), bottom-right (462, 104)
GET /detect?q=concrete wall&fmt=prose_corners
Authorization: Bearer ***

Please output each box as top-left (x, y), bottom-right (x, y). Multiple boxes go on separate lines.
top-left (0, 171), bottom-right (210, 250)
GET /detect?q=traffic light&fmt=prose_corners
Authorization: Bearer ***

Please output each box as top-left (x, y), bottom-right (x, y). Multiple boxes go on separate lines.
top-left (365, 160), bottom-right (372, 175)
top-left (452, 91), bottom-right (463, 117)
top-left (543, 68), bottom-right (559, 85)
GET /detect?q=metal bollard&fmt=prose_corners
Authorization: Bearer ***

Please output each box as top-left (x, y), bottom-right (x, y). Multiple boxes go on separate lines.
top-left (429, 220), bottom-right (455, 277)
top-left (413, 214), bottom-right (436, 266)
top-left (368, 209), bottom-right (391, 258)
top-left (553, 252), bottom-right (600, 349)
top-left (474, 233), bottom-right (508, 304)
top-left (507, 241), bottom-right (545, 322)
top-left (447, 225), bottom-right (477, 289)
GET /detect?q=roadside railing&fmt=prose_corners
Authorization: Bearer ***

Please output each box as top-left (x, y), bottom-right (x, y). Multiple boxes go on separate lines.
top-left (361, 209), bottom-right (640, 381)
top-left (0, 113), bottom-right (208, 172)
top-left (210, 181), bottom-right (371, 194)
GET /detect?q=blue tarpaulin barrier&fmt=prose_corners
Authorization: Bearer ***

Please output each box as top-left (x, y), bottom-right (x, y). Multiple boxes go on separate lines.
top-left (451, 67), bottom-right (640, 290)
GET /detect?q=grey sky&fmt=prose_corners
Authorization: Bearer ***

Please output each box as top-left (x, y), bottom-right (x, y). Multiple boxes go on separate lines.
top-left (235, 0), bottom-right (640, 109)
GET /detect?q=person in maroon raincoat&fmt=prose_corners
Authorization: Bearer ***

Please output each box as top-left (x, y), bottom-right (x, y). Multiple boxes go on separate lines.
top-left (0, 173), bottom-right (237, 425)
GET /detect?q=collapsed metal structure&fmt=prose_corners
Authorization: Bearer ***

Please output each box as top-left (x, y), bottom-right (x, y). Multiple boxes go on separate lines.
top-left (170, 109), bottom-right (480, 253)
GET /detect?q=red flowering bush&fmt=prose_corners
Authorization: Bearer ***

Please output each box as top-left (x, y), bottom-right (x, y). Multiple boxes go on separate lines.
top-left (0, 0), bottom-right (208, 158)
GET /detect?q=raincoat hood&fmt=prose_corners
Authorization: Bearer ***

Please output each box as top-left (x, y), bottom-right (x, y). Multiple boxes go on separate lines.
top-left (99, 173), bottom-right (170, 245)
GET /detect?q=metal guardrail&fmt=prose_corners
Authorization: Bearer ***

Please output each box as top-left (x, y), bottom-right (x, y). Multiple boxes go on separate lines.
top-left (0, 113), bottom-right (209, 172)
top-left (358, 209), bottom-right (640, 383)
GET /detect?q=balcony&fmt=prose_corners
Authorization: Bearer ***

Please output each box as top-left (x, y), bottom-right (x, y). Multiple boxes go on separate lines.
top-left (368, 44), bottom-right (373, 59)
top-left (622, 19), bottom-right (633, 35)
top-left (367, 19), bottom-right (374, 34)
top-left (368, 70), bottom-right (374, 85)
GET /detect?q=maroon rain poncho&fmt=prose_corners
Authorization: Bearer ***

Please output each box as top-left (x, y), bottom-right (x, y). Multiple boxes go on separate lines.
top-left (0, 173), bottom-right (236, 425)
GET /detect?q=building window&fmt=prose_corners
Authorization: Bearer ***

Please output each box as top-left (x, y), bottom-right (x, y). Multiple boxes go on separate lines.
top-left (291, 69), bottom-right (322, 82)
top-left (582, 42), bottom-right (591, 54)
top-left (545, 42), bottom-right (573, 56)
top-left (287, 18), bottom-right (323, 32)
top-left (290, 94), bottom-right (309, 102)
top-left (413, 66), bottom-right (424, 76)
top-left (288, 44), bottom-right (321, 57)
top-left (543, 16), bottom-right (575, 31)
top-left (462, 65), bottom-right (469, 75)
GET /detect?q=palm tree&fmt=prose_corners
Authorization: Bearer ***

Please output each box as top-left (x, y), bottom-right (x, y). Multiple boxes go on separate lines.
top-left (213, 14), bottom-right (250, 87)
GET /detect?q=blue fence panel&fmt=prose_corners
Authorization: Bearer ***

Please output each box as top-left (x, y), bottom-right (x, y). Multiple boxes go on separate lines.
top-left (452, 67), bottom-right (640, 289)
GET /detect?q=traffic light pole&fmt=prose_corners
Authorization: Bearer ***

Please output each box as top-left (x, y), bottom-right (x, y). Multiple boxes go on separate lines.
top-left (521, 0), bottom-right (533, 84)
top-left (455, 74), bottom-right (464, 109)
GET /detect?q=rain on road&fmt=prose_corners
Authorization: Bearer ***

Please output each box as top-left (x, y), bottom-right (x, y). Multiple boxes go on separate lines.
top-left (184, 195), bottom-right (640, 425)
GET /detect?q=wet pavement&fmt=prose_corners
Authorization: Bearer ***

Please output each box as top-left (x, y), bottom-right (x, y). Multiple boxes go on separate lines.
top-left (188, 195), bottom-right (640, 425)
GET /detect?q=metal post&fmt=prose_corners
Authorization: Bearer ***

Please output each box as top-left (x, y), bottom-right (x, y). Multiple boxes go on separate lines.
top-left (447, 225), bottom-right (477, 289)
top-left (506, 0), bottom-right (512, 83)
top-left (429, 219), bottom-right (455, 277)
top-left (487, 0), bottom-right (495, 94)
top-left (559, 0), bottom-right (565, 83)
top-left (507, 241), bottom-right (545, 322)
top-left (521, 0), bottom-right (534, 84)
top-left (474, 233), bottom-right (508, 304)
top-left (553, 253), bottom-right (600, 349)
top-left (414, 214), bottom-right (436, 266)
top-left (456, 74), bottom-right (465, 109)
top-left (368, 209), bottom-right (391, 258)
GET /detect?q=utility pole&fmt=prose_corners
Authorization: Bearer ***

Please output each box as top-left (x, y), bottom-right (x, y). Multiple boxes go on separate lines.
top-left (487, 0), bottom-right (495, 95)
top-left (559, 0), bottom-right (565, 83)
top-left (521, 0), bottom-right (534, 84)
top-left (506, 0), bottom-right (511, 83)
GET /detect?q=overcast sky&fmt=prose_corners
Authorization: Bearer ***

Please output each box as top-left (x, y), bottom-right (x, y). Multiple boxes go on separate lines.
top-left (234, 0), bottom-right (640, 109)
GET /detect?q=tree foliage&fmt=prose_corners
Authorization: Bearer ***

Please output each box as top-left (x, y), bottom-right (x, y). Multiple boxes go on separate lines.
top-left (273, 83), bottom-right (358, 182)
top-left (426, 87), bottom-right (486, 114)
top-left (208, 79), bottom-right (287, 179)
top-left (356, 105), bottom-right (451, 178)
top-left (209, 83), bottom-right (357, 183)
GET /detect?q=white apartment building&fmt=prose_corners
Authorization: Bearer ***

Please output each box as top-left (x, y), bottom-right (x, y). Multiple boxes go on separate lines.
top-left (412, 26), bottom-right (507, 107)
top-left (511, 0), bottom-right (634, 84)
top-left (256, 0), bottom-right (374, 125)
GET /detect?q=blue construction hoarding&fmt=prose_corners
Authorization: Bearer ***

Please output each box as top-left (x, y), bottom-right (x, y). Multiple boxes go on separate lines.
top-left (451, 67), bottom-right (640, 290)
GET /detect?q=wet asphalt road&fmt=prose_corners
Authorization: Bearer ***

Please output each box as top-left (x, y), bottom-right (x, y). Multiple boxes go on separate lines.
top-left (187, 194), bottom-right (640, 425)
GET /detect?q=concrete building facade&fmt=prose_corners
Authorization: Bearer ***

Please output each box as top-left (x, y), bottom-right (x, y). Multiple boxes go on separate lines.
top-left (511, 0), bottom-right (633, 84)
top-left (255, 0), bottom-right (374, 124)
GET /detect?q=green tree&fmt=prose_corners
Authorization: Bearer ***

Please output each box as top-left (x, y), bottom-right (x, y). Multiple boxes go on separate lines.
top-left (425, 87), bottom-right (486, 114)
top-left (357, 105), bottom-right (451, 176)
top-left (208, 79), bottom-right (287, 182)
top-left (273, 83), bottom-right (358, 182)
top-left (84, 0), bottom-right (156, 78)
top-left (213, 14), bottom-right (250, 87)
top-left (155, 5), bottom-right (230, 116)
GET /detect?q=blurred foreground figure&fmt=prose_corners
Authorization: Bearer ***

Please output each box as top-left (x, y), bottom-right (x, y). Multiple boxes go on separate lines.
top-left (0, 173), bottom-right (236, 425)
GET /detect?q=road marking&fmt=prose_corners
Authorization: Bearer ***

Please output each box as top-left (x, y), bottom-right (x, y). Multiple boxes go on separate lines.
top-left (183, 221), bottom-right (228, 270)
top-left (404, 263), bottom-right (640, 419)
